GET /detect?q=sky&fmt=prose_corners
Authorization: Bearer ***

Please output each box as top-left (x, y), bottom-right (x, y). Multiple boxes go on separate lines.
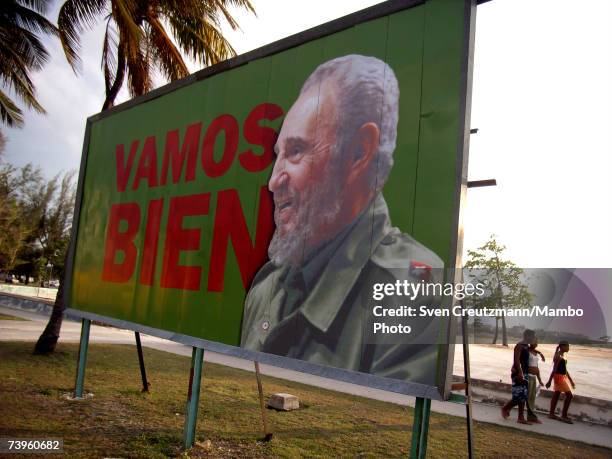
top-left (2, 0), bottom-right (611, 268)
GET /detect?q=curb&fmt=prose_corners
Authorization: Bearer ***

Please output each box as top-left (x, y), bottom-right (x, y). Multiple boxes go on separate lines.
top-left (2, 291), bottom-right (611, 414)
top-left (452, 375), bottom-right (612, 410)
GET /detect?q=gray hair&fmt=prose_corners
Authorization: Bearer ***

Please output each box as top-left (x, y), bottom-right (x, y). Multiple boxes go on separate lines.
top-left (300, 54), bottom-right (399, 189)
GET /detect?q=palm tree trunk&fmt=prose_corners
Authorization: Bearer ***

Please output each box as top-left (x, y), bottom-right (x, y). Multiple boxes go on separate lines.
top-left (501, 315), bottom-right (508, 346)
top-left (34, 258), bottom-right (66, 354)
top-left (492, 317), bottom-right (499, 344)
top-left (102, 48), bottom-right (126, 110)
top-left (34, 49), bottom-right (127, 354)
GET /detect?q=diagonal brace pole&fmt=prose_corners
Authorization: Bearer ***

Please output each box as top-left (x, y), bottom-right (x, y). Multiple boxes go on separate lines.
top-left (134, 332), bottom-right (150, 392)
top-left (74, 318), bottom-right (91, 398)
top-left (254, 361), bottom-right (273, 441)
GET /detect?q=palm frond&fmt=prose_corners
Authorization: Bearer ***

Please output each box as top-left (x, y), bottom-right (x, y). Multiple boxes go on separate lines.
top-left (219, 0), bottom-right (256, 15)
top-left (57, 0), bottom-right (108, 71)
top-left (15, 0), bottom-right (54, 14)
top-left (2, 70), bottom-right (45, 114)
top-left (110, 0), bottom-right (141, 62)
top-left (146, 15), bottom-right (189, 82)
top-left (124, 37), bottom-right (151, 97)
top-left (0, 25), bottom-right (50, 70)
top-left (101, 15), bottom-right (118, 93)
top-left (0, 36), bottom-right (44, 115)
top-left (55, 0), bottom-right (255, 109)
top-left (167, 14), bottom-right (235, 67)
top-left (213, 0), bottom-right (256, 26)
top-left (9, 3), bottom-right (58, 37)
top-left (0, 1), bottom-right (59, 71)
top-left (0, 0), bottom-right (55, 126)
top-left (0, 90), bottom-right (24, 127)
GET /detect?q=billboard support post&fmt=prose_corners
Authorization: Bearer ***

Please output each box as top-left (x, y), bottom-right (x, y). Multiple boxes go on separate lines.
top-left (254, 361), bottom-right (272, 441)
top-left (410, 397), bottom-right (423, 458)
top-left (183, 347), bottom-right (204, 448)
top-left (461, 315), bottom-right (474, 458)
top-left (74, 318), bottom-right (91, 398)
top-left (410, 397), bottom-right (431, 458)
top-left (134, 332), bottom-right (150, 392)
top-left (419, 398), bottom-right (432, 457)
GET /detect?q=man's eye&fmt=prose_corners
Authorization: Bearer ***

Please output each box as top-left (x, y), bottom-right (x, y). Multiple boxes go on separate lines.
top-left (289, 146), bottom-right (302, 156)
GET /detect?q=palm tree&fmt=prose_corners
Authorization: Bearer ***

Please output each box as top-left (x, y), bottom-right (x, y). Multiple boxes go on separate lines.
top-left (0, 0), bottom-right (61, 127)
top-left (57, 0), bottom-right (255, 110)
top-left (34, 0), bottom-right (254, 354)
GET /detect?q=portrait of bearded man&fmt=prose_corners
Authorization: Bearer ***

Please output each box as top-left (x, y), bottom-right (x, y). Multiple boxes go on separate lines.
top-left (241, 54), bottom-right (444, 383)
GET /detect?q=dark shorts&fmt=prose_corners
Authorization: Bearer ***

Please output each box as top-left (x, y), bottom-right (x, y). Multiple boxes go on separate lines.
top-left (511, 376), bottom-right (529, 403)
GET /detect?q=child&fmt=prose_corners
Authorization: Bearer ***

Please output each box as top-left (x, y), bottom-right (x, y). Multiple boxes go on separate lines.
top-left (527, 339), bottom-right (545, 423)
top-left (546, 340), bottom-right (576, 424)
top-left (501, 329), bottom-right (536, 424)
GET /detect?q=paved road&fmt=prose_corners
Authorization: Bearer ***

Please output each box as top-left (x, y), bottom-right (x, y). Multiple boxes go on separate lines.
top-left (454, 342), bottom-right (612, 402)
top-left (1, 304), bottom-right (610, 449)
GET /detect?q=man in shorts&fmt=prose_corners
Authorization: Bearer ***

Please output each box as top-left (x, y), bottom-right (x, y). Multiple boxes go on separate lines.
top-left (501, 329), bottom-right (537, 424)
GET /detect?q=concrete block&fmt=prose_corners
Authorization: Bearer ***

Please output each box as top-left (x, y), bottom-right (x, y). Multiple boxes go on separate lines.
top-left (267, 393), bottom-right (299, 411)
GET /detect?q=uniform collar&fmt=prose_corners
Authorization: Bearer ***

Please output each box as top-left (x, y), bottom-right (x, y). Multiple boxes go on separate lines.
top-left (295, 193), bottom-right (392, 333)
top-left (300, 213), bottom-right (358, 291)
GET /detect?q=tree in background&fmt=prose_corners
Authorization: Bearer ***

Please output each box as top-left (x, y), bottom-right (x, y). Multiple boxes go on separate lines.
top-left (37, 171), bottom-right (75, 278)
top-left (0, 143), bottom-right (77, 356)
top-left (21, 170), bottom-right (76, 283)
top-left (0, 150), bottom-right (43, 272)
top-left (464, 235), bottom-right (532, 346)
top-left (57, 0), bottom-right (255, 109)
top-left (0, 149), bottom-right (75, 277)
top-left (0, 0), bottom-right (62, 126)
top-left (26, 167), bottom-right (76, 354)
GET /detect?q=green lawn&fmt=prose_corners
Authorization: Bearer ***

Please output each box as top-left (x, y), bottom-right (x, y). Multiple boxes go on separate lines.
top-left (0, 312), bottom-right (27, 320)
top-left (0, 342), bottom-right (609, 458)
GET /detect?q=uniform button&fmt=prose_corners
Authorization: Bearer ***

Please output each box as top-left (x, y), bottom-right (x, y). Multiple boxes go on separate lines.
top-left (261, 321), bottom-right (270, 331)
top-left (381, 234), bottom-right (396, 245)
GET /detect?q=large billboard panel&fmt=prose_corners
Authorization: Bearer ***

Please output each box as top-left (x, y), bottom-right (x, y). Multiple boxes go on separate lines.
top-left (66, 0), bottom-right (475, 399)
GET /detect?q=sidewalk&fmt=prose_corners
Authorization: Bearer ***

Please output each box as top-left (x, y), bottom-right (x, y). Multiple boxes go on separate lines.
top-left (1, 303), bottom-right (610, 450)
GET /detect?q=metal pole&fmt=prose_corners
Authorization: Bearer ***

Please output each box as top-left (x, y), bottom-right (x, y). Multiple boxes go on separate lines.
top-left (183, 347), bottom-right (204, 449)
top-left (74, 318), bottom-right (91, 398)
top-left (462, 315), bottom-right (474, 459)
top-left (254, 361), bottom-right (273, 441)
top-left (134, 332), bottom-right (149, 392)
top-left (418, 398), bottom-right (431, 459)
top-left (410, 397), bottom-right (424, 458)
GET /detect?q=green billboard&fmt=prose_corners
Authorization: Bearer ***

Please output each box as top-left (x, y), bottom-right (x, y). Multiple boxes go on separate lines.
top-left (66, 0), bottom-right (475, 398)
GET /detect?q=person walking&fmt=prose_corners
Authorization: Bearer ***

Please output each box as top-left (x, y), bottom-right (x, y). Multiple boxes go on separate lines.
top-left (526, 338), bottom-right (545, 423)
top-left (501, 329), bottom-right (536, 424)
top-left (546, 340), bottom-right (576, 424)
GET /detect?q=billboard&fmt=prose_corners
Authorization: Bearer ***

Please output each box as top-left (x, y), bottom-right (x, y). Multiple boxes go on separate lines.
top-left (65, 0), bottom-right (475, 399)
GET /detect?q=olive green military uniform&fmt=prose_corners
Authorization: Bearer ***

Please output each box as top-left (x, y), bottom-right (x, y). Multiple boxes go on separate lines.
top-left (241, 193), bottom-right (444, 384)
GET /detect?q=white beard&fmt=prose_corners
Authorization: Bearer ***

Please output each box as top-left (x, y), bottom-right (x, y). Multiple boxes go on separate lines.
top-left (268, 173), bottom-right (342, 267)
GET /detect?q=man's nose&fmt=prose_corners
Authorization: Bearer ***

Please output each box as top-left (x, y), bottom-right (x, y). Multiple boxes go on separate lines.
top-left (268, 157), bottom-right (288, 192)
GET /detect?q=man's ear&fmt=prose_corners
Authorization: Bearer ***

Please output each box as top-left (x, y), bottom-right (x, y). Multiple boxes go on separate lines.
top-left (346, 122), bottom-right (380, 185)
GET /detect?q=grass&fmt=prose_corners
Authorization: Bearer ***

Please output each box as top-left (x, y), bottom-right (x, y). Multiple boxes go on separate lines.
top-left (0, 312), bottom-right (27, 320)
top-left (1, 342), bottom-right (610, 458)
